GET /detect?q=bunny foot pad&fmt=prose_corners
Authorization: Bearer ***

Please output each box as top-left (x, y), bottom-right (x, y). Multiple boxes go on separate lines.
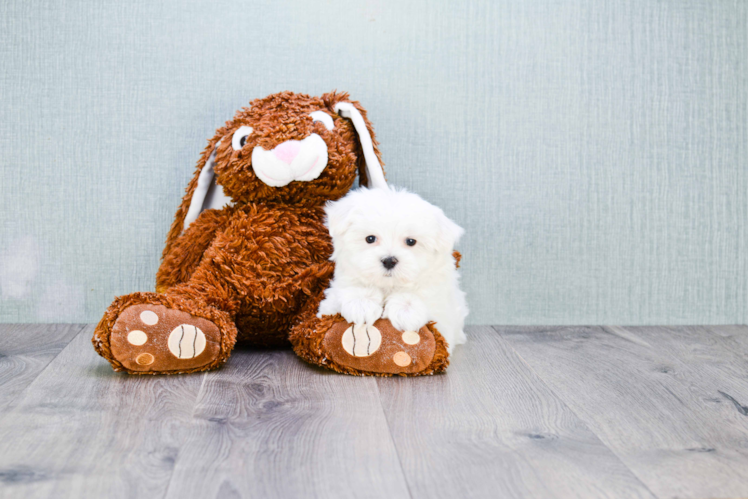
top-left (322, 319), bottom-right (437, 375)
top-left (109, 304), bottom-right (222, 373)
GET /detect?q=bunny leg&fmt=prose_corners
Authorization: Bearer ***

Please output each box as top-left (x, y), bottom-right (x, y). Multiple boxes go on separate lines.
top-left (289, 291), bottom-right (450, 376)
top-left (93, 231), bottom-right (251, 374)
top-left (92, 291), bottom-right (237, 374)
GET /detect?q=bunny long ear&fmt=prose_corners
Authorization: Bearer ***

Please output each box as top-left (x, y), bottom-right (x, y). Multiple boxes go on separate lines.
top-left (334, 102), bottom-right (388, 190)
top-left (182, 143), bottom-right (232, 230)
top-left (160, 138), bottom-right (230, 262)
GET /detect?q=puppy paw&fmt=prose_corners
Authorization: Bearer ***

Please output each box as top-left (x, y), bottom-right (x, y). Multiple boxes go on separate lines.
top-left (317, 297), bottom-right (339, 318)
top-left (341, 298), bottom-right (383, 325)
top-left (383, 294), bottom-right (429, 332)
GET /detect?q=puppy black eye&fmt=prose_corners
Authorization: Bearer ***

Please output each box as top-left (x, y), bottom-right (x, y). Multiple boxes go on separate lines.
top-left (239, 136), bottom-right (247, 147)
top-left (406, 238), bottom-right (417, 247)
top-left (366, 235), bottom-right (377, 244)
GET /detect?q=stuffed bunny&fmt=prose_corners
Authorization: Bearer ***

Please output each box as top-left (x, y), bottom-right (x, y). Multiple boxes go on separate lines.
top-left (92, 91), bottom-right (449, 376)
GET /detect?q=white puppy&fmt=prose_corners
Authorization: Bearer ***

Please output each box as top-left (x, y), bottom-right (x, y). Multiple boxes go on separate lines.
top-left (318, 187), bottom-right (468, 351)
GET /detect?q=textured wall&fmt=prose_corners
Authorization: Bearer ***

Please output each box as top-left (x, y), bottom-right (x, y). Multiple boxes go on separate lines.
top-left (1, 0), bottom-right (746, 325)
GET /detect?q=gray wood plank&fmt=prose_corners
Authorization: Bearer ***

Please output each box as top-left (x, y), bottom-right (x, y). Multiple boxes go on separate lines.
top-left (612, 325), bottom-right (748, 449)
top-left (376, 326), bottom-right (653, 498)
top-left (0, 326), bottom-right (205, 498)
top-left (498, 325), bottom-right (748, 498)
top-left (0, 324), bottom-right (85, 413)
top-left (611, 325), bottom-right (748, 417)
top-left (165, 349), bottom-right (410, 499)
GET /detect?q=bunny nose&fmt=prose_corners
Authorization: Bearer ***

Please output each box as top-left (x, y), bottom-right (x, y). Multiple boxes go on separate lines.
top-left (273, 140), bottom-right (302, 164)
top-left (382, 256), bottom-right (398, 270)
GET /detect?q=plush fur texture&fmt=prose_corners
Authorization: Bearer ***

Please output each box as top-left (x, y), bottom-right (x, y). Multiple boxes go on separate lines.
top-left (92, 291), bottom-right (237, 374)
top-left (92, 91), bottom-right (452, 376)
top-left (318, 188), bottom-right (468, 351)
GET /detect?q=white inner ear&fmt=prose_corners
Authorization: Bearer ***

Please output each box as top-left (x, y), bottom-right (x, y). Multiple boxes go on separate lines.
top-left (310, 111), bottom-right (334, 131)
top-left (183, 143), bottom-right (233, 231)
top-left (333, 102), bottom-right (387, 190)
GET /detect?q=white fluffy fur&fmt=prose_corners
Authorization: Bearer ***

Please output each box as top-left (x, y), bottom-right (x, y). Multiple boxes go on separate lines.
top-left (318, 187), bottom-right (468, 352)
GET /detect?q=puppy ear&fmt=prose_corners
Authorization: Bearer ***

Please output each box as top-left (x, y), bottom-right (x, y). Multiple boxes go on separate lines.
top-left (324, 192), bottom-right (360, 242)
top-left (434, 208), bottom-right (465, 253)
top-left (333, 101), bottom-right (388, 190)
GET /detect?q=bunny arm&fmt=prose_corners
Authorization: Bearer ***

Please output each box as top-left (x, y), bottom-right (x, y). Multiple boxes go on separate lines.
top-left (155, 206), bottom-right (237, 293)
top-left (162, 203), bottom-right (335, 322)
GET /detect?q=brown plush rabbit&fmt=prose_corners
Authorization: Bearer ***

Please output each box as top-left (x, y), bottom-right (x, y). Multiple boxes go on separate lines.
top-left (92, 91), bottom-right (449, 376)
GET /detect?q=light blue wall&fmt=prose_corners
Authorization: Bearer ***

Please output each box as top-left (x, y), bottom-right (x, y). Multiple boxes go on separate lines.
top-left (1, 0), bottom-right (746, 325)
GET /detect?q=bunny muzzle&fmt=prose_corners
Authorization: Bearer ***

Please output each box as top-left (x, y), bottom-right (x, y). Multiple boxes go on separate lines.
top-left (251, 134), bottom-right (329, 187)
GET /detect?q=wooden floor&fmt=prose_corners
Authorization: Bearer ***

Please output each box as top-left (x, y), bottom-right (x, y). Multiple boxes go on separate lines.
top-left (1, 325), bottom-right (748, 498)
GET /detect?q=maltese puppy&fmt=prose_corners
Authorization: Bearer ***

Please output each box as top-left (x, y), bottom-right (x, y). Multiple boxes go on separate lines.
top-left (318, 187), bottom-right (468, 351)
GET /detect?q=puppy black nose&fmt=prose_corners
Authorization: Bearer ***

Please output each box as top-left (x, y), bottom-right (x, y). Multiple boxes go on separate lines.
top-left (382, 256), bottom-right (398, 270)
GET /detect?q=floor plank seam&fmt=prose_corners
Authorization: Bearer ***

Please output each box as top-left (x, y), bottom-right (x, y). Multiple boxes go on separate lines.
top-left (373, 380), bottom-right (415, 500)
top-left (489, 326), bottom-right (660, 499)
top-left (161, 370), bottom-right (209, 499)
top-left (0, 324), bottom-right (88, 422)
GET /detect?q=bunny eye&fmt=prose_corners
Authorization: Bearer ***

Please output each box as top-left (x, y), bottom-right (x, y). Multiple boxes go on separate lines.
top-left (231, 126), bottom-right (253, 150)
top-left (309, 111), bottom-right (334, 131)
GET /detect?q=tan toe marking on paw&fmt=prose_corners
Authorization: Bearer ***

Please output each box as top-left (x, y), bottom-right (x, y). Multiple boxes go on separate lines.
top-left (168, 324), bottom-right (207, 359)
top-left (341, 324), bottom-right (382, 357)
top-left (402, 331), bottom-right (420, 345)
top-left (393, 351), bottom-right (412, 367)
top-left (136, 353), bottom-right (154, 366)
top-left (127, 330), bottom-right (148, 346)
top-left (140, 310), bottom-right (159, 325)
